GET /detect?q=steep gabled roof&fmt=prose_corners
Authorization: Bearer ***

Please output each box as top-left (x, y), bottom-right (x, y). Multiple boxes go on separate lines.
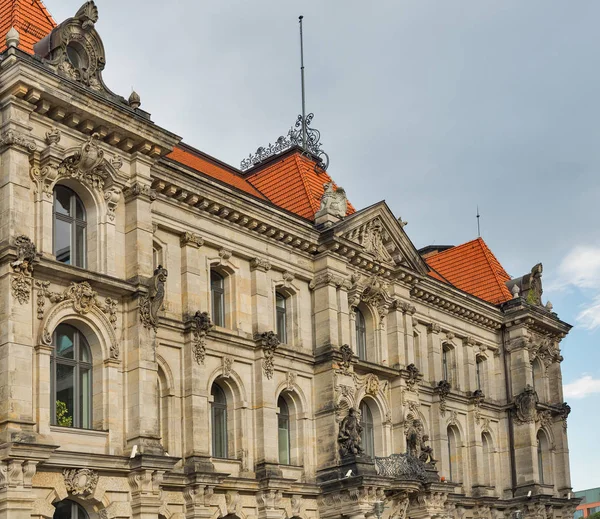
top-left (245, 148), bottom-right (355, 221)
top-left (0, 0), bottom-right (56, 54)
top-left (425, 237), bottom-right (513, 305)
top-left (166, 145), bottom-right (268, 201)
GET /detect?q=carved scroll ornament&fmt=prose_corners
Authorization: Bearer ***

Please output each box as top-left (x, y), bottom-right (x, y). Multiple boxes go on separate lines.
top-left (255, 331), bottom-right (280, 379)
top-left (190, 311), bottom-right (214, 364)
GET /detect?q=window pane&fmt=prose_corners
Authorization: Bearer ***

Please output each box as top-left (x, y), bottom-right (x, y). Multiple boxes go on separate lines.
top-left (276, 307), bottom-right (286, 343)
top-left (53, 500), bottom-right (73, 519)
top-left (80, 368), bottom-right (90, 429)
top-left (54, 186), bottom-right (71, 216)
top-left (276, 293), bottom-right (286, 309)
top-left (55, 326), bottom-right (75, 359)
top-left (55, 363), bottom-right (74, 427)
top-left (79, 341), bottom-right (90, 363)
top-left (211, 271), bottom-right (224, 290)
top-left (75, 225), bottom-right (85, 268)
top-left (75, 197), bottom-right (86, 221)
top-left (54, 218), bottom-right (71, 264)
top-left (278, 415), bottom-right (290, 464)
top-left (212, 406), bottom-right (227, 458)
top-left (212, 287), bottom-right (224, 327)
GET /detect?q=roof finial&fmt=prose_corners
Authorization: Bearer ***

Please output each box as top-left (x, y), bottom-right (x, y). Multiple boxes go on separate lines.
top-left (476, 205), bottom-right (481, 238)
top-left (6, 27), bottom-right (19, 49)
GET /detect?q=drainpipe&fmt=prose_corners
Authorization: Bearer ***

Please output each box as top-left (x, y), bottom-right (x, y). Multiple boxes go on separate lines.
top-left (502, 326), bottom-right (518, 497)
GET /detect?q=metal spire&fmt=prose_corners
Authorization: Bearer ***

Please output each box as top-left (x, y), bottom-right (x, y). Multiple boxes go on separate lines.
top-left (477, 205), bottom-right (481, 238)
top-left (299, 15), bottom-right (307, 150)
top-left (239, 15), bottom-right (329, 172)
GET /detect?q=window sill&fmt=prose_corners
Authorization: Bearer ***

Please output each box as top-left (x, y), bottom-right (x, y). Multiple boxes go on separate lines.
top-left (50, 425), bottom-right (108, 437)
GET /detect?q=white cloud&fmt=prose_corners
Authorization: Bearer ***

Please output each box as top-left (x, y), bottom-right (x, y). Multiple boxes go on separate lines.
top-left (563, 375), bottom-right (600, 399)
top-left (577, 296), bottom-right (600, 331)
top-left (555, 246), bottom-right (600, 290)
top-left (550, 246), bottom-right (600, 330)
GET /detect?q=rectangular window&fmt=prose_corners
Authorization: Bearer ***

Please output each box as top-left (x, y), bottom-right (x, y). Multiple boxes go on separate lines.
top-left (54, 218), bottom-right (71, 264)
top-left (55, 363), bottom-right (75, 427)
top-left (80, 368), bottom-right (90, 429)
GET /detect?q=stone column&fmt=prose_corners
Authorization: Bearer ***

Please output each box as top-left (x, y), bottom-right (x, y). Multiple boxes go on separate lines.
top-left (123, 179), bottom-right (162, 455)
top-left (180, 233), bottom-right (204, 317)
top-left (427, 323), bottom-right (442, 383)
top-left (250, 257), bottom-right (272, 336)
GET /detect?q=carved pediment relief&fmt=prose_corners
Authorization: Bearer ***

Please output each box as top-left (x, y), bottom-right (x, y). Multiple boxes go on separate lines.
top-left (331, 204), bottom-right (430, 276)
top-left (342, 217), bottom-right (394, 263)
top-left (34, 2), bottom-right (108, 93)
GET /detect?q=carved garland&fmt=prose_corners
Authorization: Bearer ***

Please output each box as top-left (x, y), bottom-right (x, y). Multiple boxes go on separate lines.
top-left (139, 265), bottom-right (168, 332)
top-left (255, 331), bottom-right (280, 379)
top-left (190, 311), bottom-right (214, 365)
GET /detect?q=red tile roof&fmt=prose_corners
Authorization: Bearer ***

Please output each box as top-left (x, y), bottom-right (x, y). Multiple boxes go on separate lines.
top-left (245, 150), bottom-right (355, 220)
top-left (0, 0), bottom-right (56, 54)
top-left (167, 146), bottom-right (268, 200)
top-left (425, 237), bottom-right (513, 305)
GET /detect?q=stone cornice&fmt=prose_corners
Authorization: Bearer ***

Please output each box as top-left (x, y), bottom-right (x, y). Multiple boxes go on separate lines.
top-left (501, 298), bottom-right (572, 337)
top-left (410, 279), bottom-right (503, 331)
top-left (0, 61), bottom-right (180, 156)
top-left (150, 170), bottom-right (319, 257)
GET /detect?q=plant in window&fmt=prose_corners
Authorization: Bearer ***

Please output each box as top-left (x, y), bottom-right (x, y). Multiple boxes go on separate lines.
top-left (56, 400), bottom-right (73, 427)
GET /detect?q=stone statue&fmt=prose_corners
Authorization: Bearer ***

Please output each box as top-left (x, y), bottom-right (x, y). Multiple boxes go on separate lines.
top-left (405, 419), bottom-right (423, 458)
top-left (419, 434), bottom-right (436, 465)
top-left (338, 408), bottom-right (363, 457)
top-left (317, 182), bottom-right (347, 219)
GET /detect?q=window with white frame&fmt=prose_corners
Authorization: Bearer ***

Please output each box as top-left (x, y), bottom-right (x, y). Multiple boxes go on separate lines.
top-left (276, 292), bottom-right (287, 343)
top-left (211, 270), bottom-right (225, 327)
top-left (278, 395), bottom-right (291, 464)
top-left (51, 324), bottom-right (92, 429)
top-left (360, 401), bottom-right (375, 458)
top-left (355, 308), bottom-right (367, 361)
top-left (53, 185), bottom-right (87, 268)
top-left (211, 383), bottom-right (228, 458)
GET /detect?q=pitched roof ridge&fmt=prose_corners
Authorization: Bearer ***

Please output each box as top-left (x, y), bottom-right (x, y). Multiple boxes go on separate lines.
top-left (294, 154), bottom-right (321, 217)
top-left (476, 237), bottom-right (512, 299)
top-left (32, 0), bottom-right (56, 27)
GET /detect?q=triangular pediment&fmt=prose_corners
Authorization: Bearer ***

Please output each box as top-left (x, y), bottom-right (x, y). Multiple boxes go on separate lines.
top-left (329, 202), bottom-right (430, 276)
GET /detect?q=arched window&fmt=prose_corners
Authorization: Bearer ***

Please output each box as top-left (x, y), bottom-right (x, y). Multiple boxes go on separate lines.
top-left (211, 384), bottom-right (228, 458)
top-left (53, 185), bottom-right (86, 268)
top-left (537, 431), bottom-right (551, 485)
top-left (277, 396), bottom-right (290, 464)
top-left (360, 401), bottom-right (374, 458)
top-left (51, 324), bottom-right (92, 429)
top-left (447, 426), bottom-right (462, 482)
top-left (482, 432), bottom-right (493, 487)
top-left (355, 309), bottom-right (367, 361)
top-left (211, 270), bottom-right (225, 327)
top-left (53, 500), bottom-right (89, 519)
top-left (276, 292), bottom-right (287, 343)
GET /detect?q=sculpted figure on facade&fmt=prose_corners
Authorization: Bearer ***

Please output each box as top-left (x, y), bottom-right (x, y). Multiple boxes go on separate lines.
top-left (316, 181), bottom-right (347, 219)
top-left (514, 384), bottom-right (539, 424)
top-left (338, 407), bottom-right (363, 457)
top-left (256, 331), bottom-right (280, 379)
top-left (140, 265), bottom-right (168, 331)
top-left (10, 235), bottom-right (37, 304)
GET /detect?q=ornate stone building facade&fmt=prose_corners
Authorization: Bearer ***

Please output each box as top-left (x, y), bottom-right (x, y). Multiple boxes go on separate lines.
top-left (0, 3), bottom-right (577, 519)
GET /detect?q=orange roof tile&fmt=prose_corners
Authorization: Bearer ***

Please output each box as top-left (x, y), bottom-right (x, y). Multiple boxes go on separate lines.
top-left (0, 0), bottom-right (56, 54)
top-left (245, 149), bottom-right (355, 220)
top-left (166, 146), bottom-right (268, 200)
top-left (425, 237), bottom-right (513, 305)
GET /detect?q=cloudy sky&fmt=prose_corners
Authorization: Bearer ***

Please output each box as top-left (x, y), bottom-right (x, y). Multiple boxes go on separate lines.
top-left (53, 0), bottom-right (599, 489)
